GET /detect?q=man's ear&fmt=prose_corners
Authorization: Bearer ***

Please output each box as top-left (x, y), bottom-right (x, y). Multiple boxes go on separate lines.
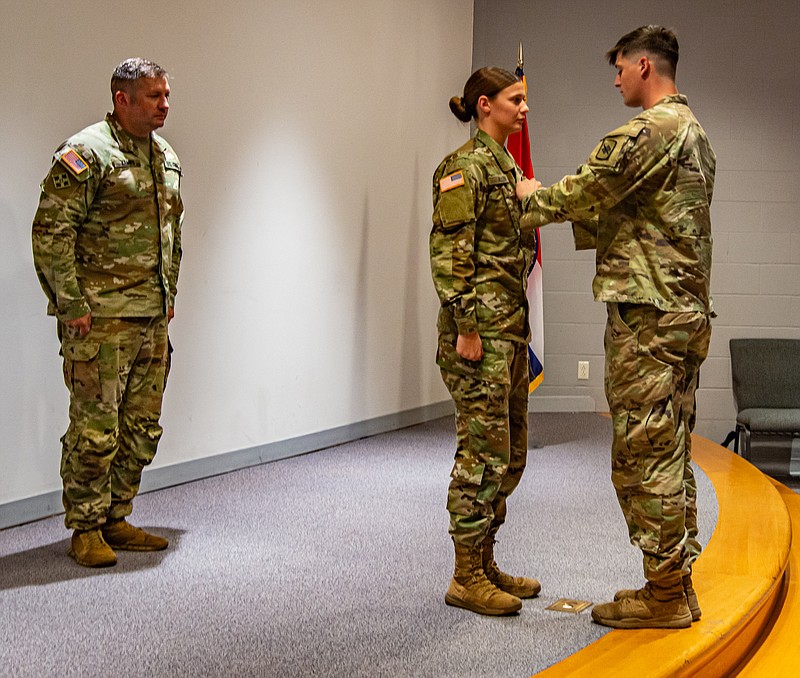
top-left (639, 56), bottom-right (651, 78)
top-left (113, 90), bottom-right (129, 108)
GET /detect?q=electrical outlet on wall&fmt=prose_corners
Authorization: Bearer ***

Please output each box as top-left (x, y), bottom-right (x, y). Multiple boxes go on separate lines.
top-left (578, 361), bottom-right (590, 380)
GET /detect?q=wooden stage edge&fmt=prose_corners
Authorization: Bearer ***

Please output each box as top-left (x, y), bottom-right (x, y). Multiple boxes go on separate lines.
top-left (535, 433), bottom-right (795, 678)
top-left (736, 482), bottom-right (800, 675)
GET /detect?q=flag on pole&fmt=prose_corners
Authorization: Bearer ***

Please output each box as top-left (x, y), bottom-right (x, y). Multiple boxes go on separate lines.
top-left (506, 41), bottom-right (544, 393)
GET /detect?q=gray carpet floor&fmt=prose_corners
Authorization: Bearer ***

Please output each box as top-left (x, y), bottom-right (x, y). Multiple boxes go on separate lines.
top-left (0, 413), bottom-right (718, 677)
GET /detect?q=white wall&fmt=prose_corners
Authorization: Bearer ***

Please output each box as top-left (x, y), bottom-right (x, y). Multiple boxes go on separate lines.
top-left (473, 0), bottom-right (800, 443)
top-left (0, 0), bottom-right (474, 508)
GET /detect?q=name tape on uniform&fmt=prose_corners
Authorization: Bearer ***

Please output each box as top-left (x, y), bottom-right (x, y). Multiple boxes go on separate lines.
top-left (439, 171), bottom-right (465, 192)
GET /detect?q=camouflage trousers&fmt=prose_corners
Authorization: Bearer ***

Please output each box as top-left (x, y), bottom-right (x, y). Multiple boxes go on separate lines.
top-left (438, 336), bottom-right (529, 549)
top-left (604, 303), bottom-right (711, 589)
top-left (59, 316), bottom-right (170, 530)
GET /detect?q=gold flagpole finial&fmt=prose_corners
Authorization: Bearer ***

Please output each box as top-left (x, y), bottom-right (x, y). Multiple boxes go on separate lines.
top-left (517, 41), bottom-right (524, 70)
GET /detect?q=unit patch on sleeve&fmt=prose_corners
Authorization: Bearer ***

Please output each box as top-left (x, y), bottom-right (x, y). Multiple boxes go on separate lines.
top-left (52, 171), bottom-right (72, 190)
top-left (594, 138), bottom-right (618, 162)
top-left (59, 147), bottom-right (89, 176)
top-left (439, 171), bottom-right (465, 192)
top-left (588, 134), bottom-right (630, 170)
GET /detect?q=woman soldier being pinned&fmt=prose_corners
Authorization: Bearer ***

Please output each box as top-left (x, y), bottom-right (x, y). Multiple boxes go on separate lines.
top-left (430, 67), bottom-right (541, 616)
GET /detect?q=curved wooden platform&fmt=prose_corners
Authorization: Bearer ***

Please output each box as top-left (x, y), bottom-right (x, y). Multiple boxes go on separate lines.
top-left (534, 433), bottom-right (795, 677)
top-left (735, 481), bottom-right (800, 675)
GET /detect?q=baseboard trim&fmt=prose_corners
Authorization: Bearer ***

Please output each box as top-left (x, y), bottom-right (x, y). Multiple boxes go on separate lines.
top-left (0, 400), bottom-right (455, 531)
top-left (529, 395), bottom-right (597, 413)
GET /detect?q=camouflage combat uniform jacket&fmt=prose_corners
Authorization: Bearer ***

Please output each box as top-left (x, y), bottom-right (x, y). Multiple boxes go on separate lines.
top-left (521, 95), bottom-right (715, 313)
top-left (430, 129), bottom-right (535, 347)
top-left (32, 113), bottom-right (183, 321)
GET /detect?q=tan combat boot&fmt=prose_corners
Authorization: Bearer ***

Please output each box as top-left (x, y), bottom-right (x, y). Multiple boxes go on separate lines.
top-left (593, 581), bottom-right (692, 629)
top-left (102, 519), bottom-right (168, 551)
top-left (445, 542), bottom-right (522, 616)
top-left (681, 574), bottom-right (701, 621)
top-left (68, 528), bottom-right (117, 568)
top-left (482, 537), bottom-right (541, 599)
top-left (614, 573), bottom-right (701, 621)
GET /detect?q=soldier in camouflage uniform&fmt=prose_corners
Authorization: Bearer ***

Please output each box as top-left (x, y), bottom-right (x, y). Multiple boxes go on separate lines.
top-left (32, 58), bottom-right (183, 568)
top-left (431, 67), bottom-right (541, 616)
top-left (517, 26), bottom-right (715, 629)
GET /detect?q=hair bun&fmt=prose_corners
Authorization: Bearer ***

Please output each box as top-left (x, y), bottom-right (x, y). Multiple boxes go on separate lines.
top-left (449, 95), bottom-right (472, 123)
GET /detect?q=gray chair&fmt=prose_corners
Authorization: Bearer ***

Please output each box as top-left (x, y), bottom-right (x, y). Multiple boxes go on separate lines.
top-left (729, 338), bottom-right (800, 468)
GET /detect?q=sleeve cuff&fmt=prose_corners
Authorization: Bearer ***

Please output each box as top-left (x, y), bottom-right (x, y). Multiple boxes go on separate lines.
top-left (60, 299), bottom-right (91, 321)
top-left (454, 316), bottom-right (478, 336)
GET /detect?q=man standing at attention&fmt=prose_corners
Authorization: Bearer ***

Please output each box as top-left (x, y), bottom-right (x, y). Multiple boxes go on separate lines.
top-left (32, 58), bottom-right (184, 568)
top-left (516, 25), bottom-right (715, 629)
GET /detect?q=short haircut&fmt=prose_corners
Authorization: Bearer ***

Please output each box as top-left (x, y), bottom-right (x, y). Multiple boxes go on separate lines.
top-left (606, 25), bottom-right (679, 80)
top-left (110, 58), bottom-right (168, 100)
top-left (449, 67), bottom-right (520, 123)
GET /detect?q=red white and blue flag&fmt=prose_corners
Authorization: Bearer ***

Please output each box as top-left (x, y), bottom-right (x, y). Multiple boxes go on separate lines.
top-left (506, 44), bottom-right (544, 393)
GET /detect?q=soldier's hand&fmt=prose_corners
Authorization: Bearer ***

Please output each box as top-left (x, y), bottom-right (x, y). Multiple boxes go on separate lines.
top-left (516, 178), bottom-right (542, 200)
top-left (457, 332), bottom-right (483, 362)
top-left (65, 312), bottom-right (92, 338)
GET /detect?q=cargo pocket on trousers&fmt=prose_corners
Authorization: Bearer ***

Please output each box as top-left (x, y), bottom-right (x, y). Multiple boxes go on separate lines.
top-left (61, 340), bottom-right (101, 399)
top-left (478, 340), bottom-right (514, 384)
top-left (451, 458), bottom-right (486, 485)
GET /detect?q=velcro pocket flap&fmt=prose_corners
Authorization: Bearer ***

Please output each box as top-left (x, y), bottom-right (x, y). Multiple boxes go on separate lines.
top-left (62, 340), bottom-right (101, 362)
top-left (437, 181), bottom-right (475, 229)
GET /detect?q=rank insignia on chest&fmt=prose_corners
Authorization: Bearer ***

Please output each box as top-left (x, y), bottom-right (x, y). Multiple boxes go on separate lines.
top-left (440, 171), bottom-right (465, 192)
top-left (52, 171), bottom-right (72, 190)
top-left (59, 147), bottom-right (89, 176)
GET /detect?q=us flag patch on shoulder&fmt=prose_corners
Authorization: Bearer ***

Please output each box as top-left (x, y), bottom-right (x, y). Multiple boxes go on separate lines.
top-left (59, 147), bottom-right (89, 175)
top-left (439, 171), bottom-right (465, 192)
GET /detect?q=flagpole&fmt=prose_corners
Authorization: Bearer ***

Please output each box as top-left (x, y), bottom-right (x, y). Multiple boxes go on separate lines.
top-left (506, 41), bottom-right (545, 394)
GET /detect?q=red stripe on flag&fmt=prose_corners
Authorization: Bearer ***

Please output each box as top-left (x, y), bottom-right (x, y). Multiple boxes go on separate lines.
top-left (507, 65), bottom-right (544, 393)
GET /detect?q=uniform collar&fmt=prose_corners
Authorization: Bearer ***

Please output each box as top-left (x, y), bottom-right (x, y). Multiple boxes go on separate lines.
top-left (654, 93), bottom-right (689, 107)
top-left (475, 128), bottom-right (517, 173)
top-left (105, 112), bottom-right (160, 156)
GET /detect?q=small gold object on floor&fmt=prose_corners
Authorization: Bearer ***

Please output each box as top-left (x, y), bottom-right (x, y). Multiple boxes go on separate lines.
top-left (546, 598), bottom-right (592, 614)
